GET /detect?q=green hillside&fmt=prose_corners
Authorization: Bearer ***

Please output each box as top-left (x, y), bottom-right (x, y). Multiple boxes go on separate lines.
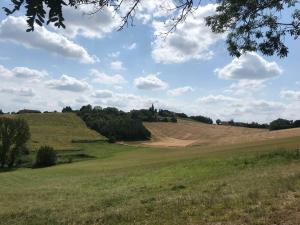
top-left (6, 113), bottom-right (105, 150)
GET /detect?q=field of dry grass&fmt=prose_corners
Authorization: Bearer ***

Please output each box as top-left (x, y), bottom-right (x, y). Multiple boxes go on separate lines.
top-left (142, 119), bottom-right (300, 147)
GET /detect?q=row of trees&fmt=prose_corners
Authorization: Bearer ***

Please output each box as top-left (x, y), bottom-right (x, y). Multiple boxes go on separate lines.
top-left (190, 116), bottom-right (213, 124)
top-left (217, 119), bottom-right (269, 129)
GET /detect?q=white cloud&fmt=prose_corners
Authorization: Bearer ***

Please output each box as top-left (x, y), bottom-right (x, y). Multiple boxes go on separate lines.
top-left (216, 52), bottom-right (282, 80)
top-left (123, 43), bottom-right (137, 50)
top-left (59, 5), bottom-right (121, 39)
top-left (91, 69), bottom-right (126, 85)
top-left (226, 80), bottom-right (266, 96)
top-left (46, 75), bottom-right (90, 92)
top-left (197, 95), bottom-right (238, 104)
top-left (0, 64), bottom-right (47, 80)
top-left (167, 86), bottom-right (194, 97)
top-left (280, 90), bottom-right (300, 101)
top-left (12, 67), bottom-right (47, 79)
top-left (92, 90), bottom-right (113, 98)
top-left (0, 64), bottom-right (13, 78)
top-left (152, 4), bottom-right (224, 64)
top-left (120, 0), bottom-right (175, 24)
top-left (108, 51), bottom-right (120, 58)
top-left (0, 87), bottom-right (35, 97)
top-left (110, 60), bottom-right (125, 71)
top-left (0, 16), bottom-right (96, 64)
top-left (134, 74), bottom-right (168, 90)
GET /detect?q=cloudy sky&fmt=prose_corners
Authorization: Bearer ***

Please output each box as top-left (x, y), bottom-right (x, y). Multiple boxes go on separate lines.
top-left (0, 1), bottom-right (299, 122)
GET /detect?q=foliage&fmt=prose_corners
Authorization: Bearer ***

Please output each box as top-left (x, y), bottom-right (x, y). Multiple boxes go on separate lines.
top-left (130, 106), bottom-right (178, 123)
top-left (62, 106), bottom-right (73, 113)
top-left (17, 109), bottom-right (41, 114)
top-left (221, 120), bottom-right (269, 129)
top-left (78, 105), bottom-right (151, 141)
top-left (34, 146), bottom-right (57, 168)
top-left (0, 117), bottom-right (30, 168)
top-left (269, 118), bottom-right (294, 130)
top-left (190, 115), bottom-right (213, 124)
top-left (3, 1), bottom-right (300, 57)
top-left (206, 0), bottom-right (300, 57)
top-left (293, 120), bottom-right (300, 128)
top-left (216, 119), bottom-right (222, 125)
top-left (0, 110), bottom-right (3, 115)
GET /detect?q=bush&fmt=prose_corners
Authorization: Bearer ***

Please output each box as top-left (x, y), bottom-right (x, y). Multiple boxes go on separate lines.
top-left (293, 120), bottom-right (300, 128)
top-left (34, 146), bottom-right (57, 168)
top-left (108, 136), bottom-right (116, 143)
top-left (190, 115), bottom-right (213, 124)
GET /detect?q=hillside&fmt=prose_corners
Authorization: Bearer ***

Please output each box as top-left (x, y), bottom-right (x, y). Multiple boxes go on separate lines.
top-left (143, 119), bottom-right (300, 147)
top-left (5, 113), bottom-right (105, 150)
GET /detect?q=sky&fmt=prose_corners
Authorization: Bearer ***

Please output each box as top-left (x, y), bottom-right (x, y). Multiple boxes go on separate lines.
top-left (0, 1), bottom-right (299, 123)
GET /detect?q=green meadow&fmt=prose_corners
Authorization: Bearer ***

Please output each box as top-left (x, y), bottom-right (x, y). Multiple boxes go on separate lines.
top-left (1, 137), bottom-right (300, 225)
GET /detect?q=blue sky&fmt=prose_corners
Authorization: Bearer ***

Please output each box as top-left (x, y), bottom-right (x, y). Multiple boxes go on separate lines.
top-left (0, 1), bottom-right (299, 122)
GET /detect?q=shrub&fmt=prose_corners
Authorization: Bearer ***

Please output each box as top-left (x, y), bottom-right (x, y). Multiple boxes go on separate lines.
top-left (108, 136), bottom-right (116, 143)
top-left (62, 106), bottom-right (73, 113)
top-left (170, 116), bottom-right (177, 123)
top-left (190, 115), bottom-right (213, 124)
top-left (34, 146), bottom-right (57, 168)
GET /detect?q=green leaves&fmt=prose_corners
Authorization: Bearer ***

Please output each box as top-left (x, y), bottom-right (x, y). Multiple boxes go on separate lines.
top-left (206, 0), bottom-right (300, 57)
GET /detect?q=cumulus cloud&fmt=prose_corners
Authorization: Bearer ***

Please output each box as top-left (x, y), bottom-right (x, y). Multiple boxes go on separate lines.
top-left (216, 52), bottom-right (282, 80)
top-left (0, 16), bottom-right (96, 64)
top-left (0, 87), bottom-right (35, 97)
top-left (0, 64), bottom-right (13, 78)
top-left (0, 64), bottom-right (47, 80)
top-left (12, 67), bottom-right (47, 79)
top-left (226, 80), bottom-right (266, 96)
top-left (197, 95), bottom-right (238, 104)
top-left (123, 43), bottom-right (137, 50)
top-left (92, 90), bottom-right (113, 98)
top-left (134, 74), bottom-right (168, 90)
top-left (110, 60), bottom-right (125, 71)
top-left (91, 69), bottom-right (126, 85)
top-left (280, 90), bottom-right (300, 101)
top-left (46, 75), bottom-right (90, 92)
top-left (59, 5), bottom-right (121, 39)
top-left (152, 4), bottom-right (223, 64)
top-left (167, 86), bottom-right (194, 97)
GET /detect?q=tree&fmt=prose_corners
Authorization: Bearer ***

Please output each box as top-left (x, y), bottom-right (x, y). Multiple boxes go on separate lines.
top-left (0, 110), bottom-right (3, 115)
top-left (269, 118), bottom-right (293, 130)
top-left (62, 106), bottom-right (73, 113)
top-left (293, 120), bottom-right (300, 128)
top-left (216, 119), bottom-right (222, 125)
top-left (3, 0), bottom-right (300, 58)
top-left (0, 117), bottom-right (30, 168)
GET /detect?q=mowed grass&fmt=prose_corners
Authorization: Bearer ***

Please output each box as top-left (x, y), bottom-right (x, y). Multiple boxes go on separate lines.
top-left (4, 113), bottom-right (105, 150)
top-left (0, 136), bottom-right (300, 225)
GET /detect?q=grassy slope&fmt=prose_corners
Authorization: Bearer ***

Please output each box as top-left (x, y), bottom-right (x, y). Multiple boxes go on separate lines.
top-left (0, 135), bottom-right (300, 225)
top-left (5, 113), bottom-right (105, 150)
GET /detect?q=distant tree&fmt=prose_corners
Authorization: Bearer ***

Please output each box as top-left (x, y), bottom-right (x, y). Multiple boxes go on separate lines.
top-left (293, 120), bottom-right (300, 128)
top-left (18, 109), bottom-right (41, 114)
top-left (62, 106), bottom-right (73, 113)
top-left (0, 118), bottom-right (30, 168)
top-left (269, 118), bottom-right (293, 131)
top-left (216, 119), bottom-right (222, 125)
top-left (0, 110), bottom-right (3, 115)
top-left (190, 115), bottom-right (213, 124)
top-left (34, 146), bottom-right (57, 168)
top-left (175, 113), bottom-right (188, 118)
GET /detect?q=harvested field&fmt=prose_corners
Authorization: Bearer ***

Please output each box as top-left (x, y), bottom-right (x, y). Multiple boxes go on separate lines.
top-left (142, 119), bottom-right (300, 147)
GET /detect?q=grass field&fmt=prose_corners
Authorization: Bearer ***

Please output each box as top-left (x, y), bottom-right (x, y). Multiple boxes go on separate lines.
top-left (1, 114), bottom-right (300, 224)
top-left (0, 135), bottom-right (300, 225)
top-left (4, 113), bottom-right (105, 150)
